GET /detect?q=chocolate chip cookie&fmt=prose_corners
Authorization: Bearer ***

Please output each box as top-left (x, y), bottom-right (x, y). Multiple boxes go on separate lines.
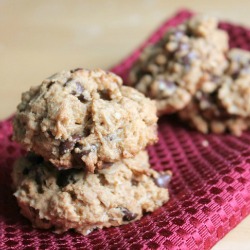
top-left (178, 49), bottom-right (250, 136)
top-left (129, 15), bottom-right (228, 115)
top-left (12, 151), bottom-right (171, 235)
top-left (218, 49), bottom-right (250, 117)
top-left (13, 69), bottom-right (158, 172)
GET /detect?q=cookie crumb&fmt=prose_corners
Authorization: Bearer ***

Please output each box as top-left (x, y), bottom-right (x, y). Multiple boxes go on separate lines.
top-left (201, 140), bottom-right (209, 147)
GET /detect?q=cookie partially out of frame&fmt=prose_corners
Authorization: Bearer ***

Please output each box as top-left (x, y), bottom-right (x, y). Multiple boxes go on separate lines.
top-left (12, 152), bottom-right (171, 235)
top-left (129, 15), bottom-right (228, 115)
top-left (178, 49), bottom-right (250, 136)
top-left (13, 69), bottom-right (158, 172)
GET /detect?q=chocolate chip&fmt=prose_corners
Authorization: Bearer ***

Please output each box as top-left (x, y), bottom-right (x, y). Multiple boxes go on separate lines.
top-left (59, 135), bottom-right (81, 156)
top-left (232, 71), bottom-right (239, 80)
top-left (69, 192), bottom-right (77, 200)
top-left (98, 174), bottom-right (108, 185)
top-left (56, 169), bottom-right (81, 188)
top-left (98, 90), bottom-right (112, 101)
top-left (102, 162), bottom-right (113, 168)
top-left (47, 82), bottom-right (55, 89)
top-left (64, 78), bottom-right (73, 87)
top-left (84, 127), bottom-right (91, 137)
top-left (77, 94), bottom-right (88, 103)
top-left (185, 28), bottom-right (193, 37)
top-left (154, 173), bottom-right (171, 188)
top-left (70, 68), bottom-right (83, 73)
top-left (122, 208), bottom-right (138, 221)
top-left (70, 82), bottom-right (88, 103)
top-left (59, 141), bottom-right (75, 156)
top-left (71, 82), bottom-right (84, 96)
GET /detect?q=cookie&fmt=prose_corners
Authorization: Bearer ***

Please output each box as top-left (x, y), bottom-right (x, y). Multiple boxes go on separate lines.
top-left (178, 49), bottom-right (250, 136)
top-left (12, 151), bottom-right (171, 235)
top-left (218, 49), bottom-right (250, 117)
top-left (13, 69), bottom-right (158, 172)
top-left (129, 15), bottom-right (228, 115)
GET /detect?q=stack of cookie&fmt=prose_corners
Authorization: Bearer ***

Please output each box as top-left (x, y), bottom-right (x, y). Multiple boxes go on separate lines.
top-left (12, 69), bottom-right (171, 235)
top-left (129, 15), bottom-right (250, 136)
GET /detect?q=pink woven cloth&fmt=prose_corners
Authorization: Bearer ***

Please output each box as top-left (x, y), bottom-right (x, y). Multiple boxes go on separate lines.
top-left (1, 10), bottom-right (250, 250)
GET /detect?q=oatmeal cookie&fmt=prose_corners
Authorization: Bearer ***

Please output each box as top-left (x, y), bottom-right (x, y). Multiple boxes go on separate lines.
top-left (178, 90), bottom-right (250, 136)
top-left (178, 49), bottom-right (250, 136)
top-left (12, 152), bottom-right (171, 235)
top-left (129, 15), bottom-right (228, 115)
top-left (218, 49), bottom-right (250, 117)
top-left (13, 69), bottom-right (158, 172)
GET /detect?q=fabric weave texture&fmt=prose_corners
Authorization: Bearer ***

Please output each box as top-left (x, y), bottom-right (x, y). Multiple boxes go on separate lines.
top-left (1, 10), bottom-right (250, 250)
